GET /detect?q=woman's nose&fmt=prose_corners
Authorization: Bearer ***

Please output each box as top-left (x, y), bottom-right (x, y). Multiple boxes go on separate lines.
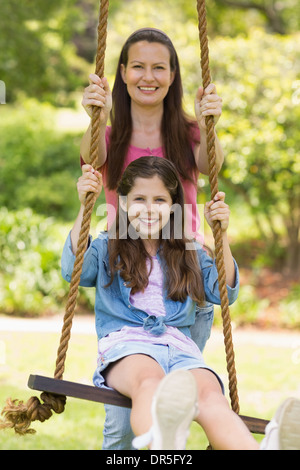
top-left (143, 67), bottom-right (155, 82)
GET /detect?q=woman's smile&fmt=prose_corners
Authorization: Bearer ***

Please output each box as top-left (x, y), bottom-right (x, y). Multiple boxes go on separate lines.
top-left (138, 86), bottom-right (159, 95)
top-left (121, 41), bottom-right (175, 107)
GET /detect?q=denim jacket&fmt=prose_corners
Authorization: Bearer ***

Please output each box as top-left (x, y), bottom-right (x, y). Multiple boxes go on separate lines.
top-left (61, 232), bottom-right (239, 340)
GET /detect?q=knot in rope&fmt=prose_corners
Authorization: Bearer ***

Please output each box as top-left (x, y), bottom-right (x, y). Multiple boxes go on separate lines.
top-left (0, 0), bottom-right (109, 436)
top-left (0, 393), bottom-right (66, 435)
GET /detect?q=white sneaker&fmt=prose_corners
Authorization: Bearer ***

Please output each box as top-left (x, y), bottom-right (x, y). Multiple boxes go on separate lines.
top-left (132, 369), bottom-right (198, 450)
top-left (261, 398), bottom-right (300, 450)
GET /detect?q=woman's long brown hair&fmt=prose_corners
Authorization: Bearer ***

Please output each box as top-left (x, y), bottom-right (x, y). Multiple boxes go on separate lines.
top-left (105, 29), bottom-right (199, 190)
top-left (107, 157), bottom-right (205, 305)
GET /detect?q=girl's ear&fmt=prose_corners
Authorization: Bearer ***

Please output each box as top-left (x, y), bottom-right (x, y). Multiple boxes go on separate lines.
top-left (119, 195), bottom-right (128, 212)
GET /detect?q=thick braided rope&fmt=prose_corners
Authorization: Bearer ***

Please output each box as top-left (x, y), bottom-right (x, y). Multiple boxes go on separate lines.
top-left (47, 0), bottom-right (109, 383)
top-left (196, 0), bottom-right (240, 415)
top-left (0, 0), bottom-right (109, 435)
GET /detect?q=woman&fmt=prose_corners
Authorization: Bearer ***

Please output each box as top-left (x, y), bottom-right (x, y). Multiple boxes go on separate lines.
top-left (80, 27), bottom-right (223, 235)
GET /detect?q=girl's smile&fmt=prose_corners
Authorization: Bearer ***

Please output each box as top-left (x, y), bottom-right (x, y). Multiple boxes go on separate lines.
top-left (121, 175), bottom-right (173, 241)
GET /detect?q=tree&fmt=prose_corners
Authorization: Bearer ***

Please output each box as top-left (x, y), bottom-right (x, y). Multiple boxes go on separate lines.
top-left (211, 0), bottom-right (300, 35)
top-left (203, 30), bottom-right (300, 273)
top-left (0, 0), bottom-right (87, 105)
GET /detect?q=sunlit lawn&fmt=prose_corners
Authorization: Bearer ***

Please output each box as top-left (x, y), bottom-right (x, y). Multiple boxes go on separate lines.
top-left (1, 323), bottom-right (300, 450)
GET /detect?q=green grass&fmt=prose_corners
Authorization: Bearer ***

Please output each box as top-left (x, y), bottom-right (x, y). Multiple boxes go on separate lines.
top-left (1, 326), bottom-right (299, 450)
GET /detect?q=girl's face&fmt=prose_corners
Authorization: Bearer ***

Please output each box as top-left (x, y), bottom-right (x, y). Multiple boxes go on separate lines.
top-left (121, 175), bottom-right (173, 240)
top-left (120, 41), bottom-right (175, 108)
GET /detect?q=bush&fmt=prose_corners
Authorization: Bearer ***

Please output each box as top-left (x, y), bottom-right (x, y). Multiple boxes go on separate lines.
top-left (0, 100), bottom-right (84, 221)
top-left (213, 284), bottom-right (270, 328)
top-left (279, 284), bottom-right (300, 329)
top-left (0, 207), bottom-right (93, 316)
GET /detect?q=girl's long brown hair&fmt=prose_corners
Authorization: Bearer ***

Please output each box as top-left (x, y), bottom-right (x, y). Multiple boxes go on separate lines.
top-left (107, 156), bottom-right (205, 305)
top-left (106, 29), bottom-right (199, 190)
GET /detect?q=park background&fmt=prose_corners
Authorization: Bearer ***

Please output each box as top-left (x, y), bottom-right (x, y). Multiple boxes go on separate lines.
top-left (0, 0), bottom-right (299, 449)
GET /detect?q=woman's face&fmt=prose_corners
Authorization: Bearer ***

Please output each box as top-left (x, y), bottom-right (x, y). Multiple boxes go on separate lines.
top-left (120, 41), bottom-right (175, 108)
top-left (121, 175), bottom-right (173, 240)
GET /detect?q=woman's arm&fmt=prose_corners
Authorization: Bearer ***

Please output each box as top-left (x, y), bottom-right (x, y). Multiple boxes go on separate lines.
top-left (193, 84), bottom-right (224, 174)
top-left (80, 74), bottom-right (112, 167)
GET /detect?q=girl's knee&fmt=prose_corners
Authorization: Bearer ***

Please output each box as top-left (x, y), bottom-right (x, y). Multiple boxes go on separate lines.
top-left (201, 390), bottom-right (228, 407)
top-left (192, 369), bottom-right (229, 420)
top-left (195, 389), bottom-right (230, 424)
top-left (136, 372), bottom-right (164, 394)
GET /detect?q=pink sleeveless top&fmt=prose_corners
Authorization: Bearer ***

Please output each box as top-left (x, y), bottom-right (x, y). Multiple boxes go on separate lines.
top-left (99, 126), bottom-right (202, 241)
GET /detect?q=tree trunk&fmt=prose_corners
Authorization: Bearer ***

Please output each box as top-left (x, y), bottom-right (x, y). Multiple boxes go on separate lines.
top-left (286, 227), bottom-right (300, 275)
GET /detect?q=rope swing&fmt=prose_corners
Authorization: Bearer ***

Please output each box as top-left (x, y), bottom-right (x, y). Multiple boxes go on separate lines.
top-left (0, 0), bottom-right (109, 435)
top-left (1, 0), bottom-right (267, 439)
top-left (197, 0), bottom-right (239, 416)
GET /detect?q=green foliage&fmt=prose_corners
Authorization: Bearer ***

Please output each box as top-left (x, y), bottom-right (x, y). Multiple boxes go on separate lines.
top-left (1, 0), bottom-right (300, 105)
top-left (0, 0), bottom-right (87, 105)
top-left (183, 28), bottom-right (300, 272)
top-left (229, 285), bottom-right (270, 326)
top-left (209, 30), bottom-right (300, 272)
top-left (0, 208), bottom-right (64, 315)
top-left (213, 283), bottom-right (270, 328)
top-left (0, 100), bottom-right (84, 221)
top-left (0, 207), bottom-right (94, 316)
top-left (279, 284), bottom-right (300, 328)
top-left (210, 0), bottom-right (300, 36)
top-left (1, 1), bottom-right (299, 317)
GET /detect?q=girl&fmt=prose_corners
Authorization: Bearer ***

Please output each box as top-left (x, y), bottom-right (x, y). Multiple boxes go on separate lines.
top-left (61, 156), bottom-right (262, 450)
top-left (80, 27), bottom-right (223, 449)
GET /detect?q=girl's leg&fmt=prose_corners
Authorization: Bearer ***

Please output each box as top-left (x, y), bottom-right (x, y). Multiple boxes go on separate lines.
top-left (191, 368), bottom-right (259, 450)
top-left (104, 354), bottom-right (165, 437)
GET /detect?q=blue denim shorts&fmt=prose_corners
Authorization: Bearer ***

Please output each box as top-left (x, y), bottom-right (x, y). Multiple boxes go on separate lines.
top-left (93, 341), bottom-right (224, 393)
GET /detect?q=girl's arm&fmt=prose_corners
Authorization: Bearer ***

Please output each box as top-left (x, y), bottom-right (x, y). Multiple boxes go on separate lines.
top-left (80, 74), bottom-right (112, 167)
top-left (193, 84), bottom-right (224, 175)
top-left (204, 191), bottom-right (235, 288)
top-left (70, 164), bottom-right (103, 255)
top-left (80, 123), bottom-right (107, 167)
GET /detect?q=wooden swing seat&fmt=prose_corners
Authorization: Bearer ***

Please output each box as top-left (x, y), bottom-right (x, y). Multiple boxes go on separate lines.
top-left (28, 374), bottom-right (269, 435)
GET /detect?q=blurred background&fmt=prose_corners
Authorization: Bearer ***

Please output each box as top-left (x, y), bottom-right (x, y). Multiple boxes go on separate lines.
top-left (0, 0), bottom-right (299, 449)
